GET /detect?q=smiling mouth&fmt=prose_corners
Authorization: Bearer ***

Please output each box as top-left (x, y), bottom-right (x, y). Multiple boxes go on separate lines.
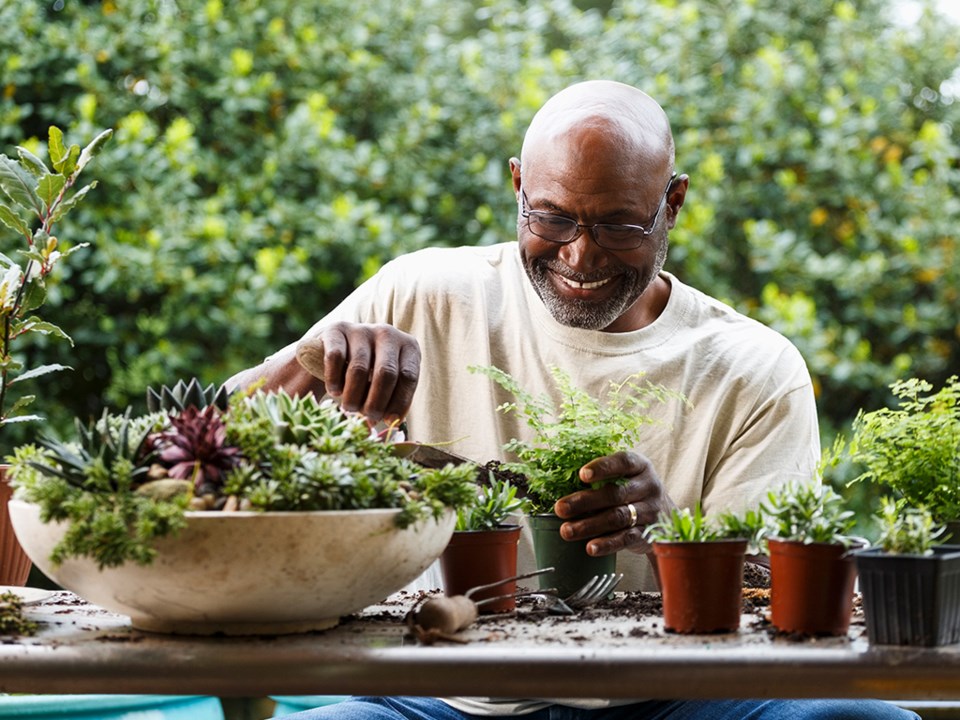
top-left (556, 274), bottom-right (612, 291)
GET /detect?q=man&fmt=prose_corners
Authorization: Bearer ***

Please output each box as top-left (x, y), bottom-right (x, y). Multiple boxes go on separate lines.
top-left (229, 80), bottom-right (915, 720)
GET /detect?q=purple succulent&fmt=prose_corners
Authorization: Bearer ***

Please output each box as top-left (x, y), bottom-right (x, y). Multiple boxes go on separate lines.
top-left (149, 406), bottom-right (241, 491)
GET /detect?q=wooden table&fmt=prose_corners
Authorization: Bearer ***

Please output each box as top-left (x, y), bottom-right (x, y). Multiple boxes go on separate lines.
top-left (2, 589), bottom-right (960, 700)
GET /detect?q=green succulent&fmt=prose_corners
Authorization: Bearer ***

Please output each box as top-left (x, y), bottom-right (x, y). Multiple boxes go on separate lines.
top-left (875, 498), bottom-right (946, 556)
top-left (761, 481), bottom-right (857, 547)
top-left (145, 377), bottom-right (232, 413)
top-left (455, 474), bottom-right (529, 531)
top-left (7, 408), bottom-right (186, 568)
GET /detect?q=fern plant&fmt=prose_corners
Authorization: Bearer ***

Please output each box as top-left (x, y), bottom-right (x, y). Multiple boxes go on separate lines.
top-left (469, 364), bottom-right (685, 514)
top-left (847, 376), bottom-right (960, 524)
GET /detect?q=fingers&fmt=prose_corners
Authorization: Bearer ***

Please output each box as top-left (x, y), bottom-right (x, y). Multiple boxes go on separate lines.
top-left (553, 451), bottom-right (675, 557)
top-left (295, 322), bottom-right (421, 423)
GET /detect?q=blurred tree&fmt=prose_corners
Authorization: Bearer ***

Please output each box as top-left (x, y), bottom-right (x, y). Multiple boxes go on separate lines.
top-left (0, 0), bottom-right (957, 476)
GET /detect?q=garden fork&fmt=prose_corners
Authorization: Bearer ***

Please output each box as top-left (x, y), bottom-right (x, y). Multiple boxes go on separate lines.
top-left (547, 572), bottom-right (624, 615)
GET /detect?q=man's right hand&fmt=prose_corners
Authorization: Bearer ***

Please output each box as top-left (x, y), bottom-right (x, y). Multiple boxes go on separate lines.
top-left (295, 322), bottom-right (421, 424)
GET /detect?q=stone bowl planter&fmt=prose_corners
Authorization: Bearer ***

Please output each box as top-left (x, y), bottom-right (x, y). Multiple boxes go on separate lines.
top-left (9, 499), bottom-right (454, 635)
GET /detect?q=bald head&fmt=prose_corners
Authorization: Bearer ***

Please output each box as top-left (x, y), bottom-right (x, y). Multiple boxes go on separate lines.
top-left (520, 81), bottom-right (675, 182)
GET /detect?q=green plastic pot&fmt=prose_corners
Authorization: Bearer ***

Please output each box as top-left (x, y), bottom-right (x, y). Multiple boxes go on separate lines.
top-left (528, 513), bottom-right (617, 599)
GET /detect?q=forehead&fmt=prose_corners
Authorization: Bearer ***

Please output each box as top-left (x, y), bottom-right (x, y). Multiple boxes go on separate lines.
top-left (522, 123), bottom-right (667, 213)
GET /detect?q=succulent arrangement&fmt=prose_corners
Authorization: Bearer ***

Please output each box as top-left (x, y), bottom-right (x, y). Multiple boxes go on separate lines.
top-left (469, 364), bottom-right (685, 514)
top-left (7, 386), bottom-right (477, 568)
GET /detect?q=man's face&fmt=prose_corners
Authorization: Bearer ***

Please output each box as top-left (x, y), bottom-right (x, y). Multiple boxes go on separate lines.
top-left (512, 133), bottom-right (675, 333)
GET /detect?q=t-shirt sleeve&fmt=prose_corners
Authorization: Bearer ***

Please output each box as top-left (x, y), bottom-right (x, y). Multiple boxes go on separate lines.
top-left (701, 345), bottom-right (821, 516)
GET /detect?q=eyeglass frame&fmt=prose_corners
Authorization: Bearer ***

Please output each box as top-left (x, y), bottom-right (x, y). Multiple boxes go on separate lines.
top-left (518, 172), bottom-right (679, 251)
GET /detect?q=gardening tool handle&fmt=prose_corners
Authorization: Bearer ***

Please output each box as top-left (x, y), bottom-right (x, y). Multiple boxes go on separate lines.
top-left (414, 595), bottom-right (479, 634)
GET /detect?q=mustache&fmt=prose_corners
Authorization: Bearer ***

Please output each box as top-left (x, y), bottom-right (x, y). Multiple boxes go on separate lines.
top-left (537, 258), bottom-right (629, 284)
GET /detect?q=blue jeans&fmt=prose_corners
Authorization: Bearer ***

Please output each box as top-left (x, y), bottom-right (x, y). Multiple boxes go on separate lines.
top-left (279, 696), bottom-right (919, 719)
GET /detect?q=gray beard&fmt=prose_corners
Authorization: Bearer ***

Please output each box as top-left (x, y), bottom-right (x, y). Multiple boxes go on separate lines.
top-left (523, 234), bottom-right (668, 331)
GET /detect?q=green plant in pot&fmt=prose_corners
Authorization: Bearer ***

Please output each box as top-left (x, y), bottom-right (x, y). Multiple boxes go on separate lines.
top-left (5, 388), bottom-right (477, 634)
top-left (469, 364), bottom-right (684, 598)
top-left (440, 474), bottom-right (530, 613)
top-left (645, 504), bottom-right (764, 634)
top-left (0, 126), bottom-right (111, 587)
top-left (847, 376), bottom-right (960, 532)
top-left (854, 498), bottom-right (960, 646)
top-left (761, 478), bottom-right (860, 637)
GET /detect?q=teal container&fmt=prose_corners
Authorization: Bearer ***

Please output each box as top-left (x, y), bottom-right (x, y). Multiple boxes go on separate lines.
top-left (271, 696), bottom-right (348, 717)
top-left (529, 513), bottom-right (617, 598)
top-left (0, 695), bottom-right (224, 719)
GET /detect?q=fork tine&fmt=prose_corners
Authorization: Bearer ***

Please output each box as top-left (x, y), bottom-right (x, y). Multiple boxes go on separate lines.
top-left (564, 574), bottom-right (604, 604)
top-left (566, 573), bottom-right (624, 608)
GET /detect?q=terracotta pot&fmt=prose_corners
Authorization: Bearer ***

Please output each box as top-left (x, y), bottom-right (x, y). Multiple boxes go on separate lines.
top-left (440, 524), bottom-right (521, 613)
top-left (768, 538), bottom-right (857, 636)
top-left (0, 465), bottom-right (32, 586)
top-left (528, 513), bottom-right (616, 599)
top-left (653, 539), bottom-right (747, 634)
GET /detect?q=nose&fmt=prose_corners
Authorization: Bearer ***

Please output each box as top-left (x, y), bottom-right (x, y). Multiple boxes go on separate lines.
top-left (557, 225), bottom-right (607, 274)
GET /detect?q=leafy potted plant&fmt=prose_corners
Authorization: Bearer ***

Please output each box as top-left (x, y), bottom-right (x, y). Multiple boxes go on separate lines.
top-left (854, 498), bottom-right (960, 646)
top-left (439, 474), bottom-right (529, 613)
top-left (761, 479), bottom-right (860, 636)
top-left (469, 364), bottom-right (684, 598)
top-left (0, 126), bottom-right (111, 586)
top-left (5, 388), bottom-right (477, 634)
top-left (645, 504), bottom-right (764, 634)
top-left (847, 376), bottom-right (960, 533)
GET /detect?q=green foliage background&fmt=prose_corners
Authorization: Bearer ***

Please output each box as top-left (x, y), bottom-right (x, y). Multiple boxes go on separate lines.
top-left (1, 0), bottom-right (958, 502)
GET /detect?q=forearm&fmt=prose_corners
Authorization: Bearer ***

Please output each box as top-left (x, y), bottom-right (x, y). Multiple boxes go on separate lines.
top-left (225, 345), bottom-right (325, 398)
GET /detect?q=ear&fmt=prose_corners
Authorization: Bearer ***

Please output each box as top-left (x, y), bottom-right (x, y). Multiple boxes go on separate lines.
top-left (509, 157), bottom-right (522, 197)
top-left (664, 174), bottom-right (689, 230)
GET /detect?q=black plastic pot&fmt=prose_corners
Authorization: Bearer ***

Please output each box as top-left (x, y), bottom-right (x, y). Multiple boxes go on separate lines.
top-left (855, 545), bottom-right (960, 646)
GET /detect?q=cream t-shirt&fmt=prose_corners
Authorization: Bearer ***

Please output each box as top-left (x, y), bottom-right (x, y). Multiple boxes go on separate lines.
top-left (291, 242), bottom-right (819, 714)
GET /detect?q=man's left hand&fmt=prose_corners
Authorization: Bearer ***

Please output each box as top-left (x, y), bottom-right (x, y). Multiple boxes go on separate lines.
top-left (552, 451), bottom-right (676, 556)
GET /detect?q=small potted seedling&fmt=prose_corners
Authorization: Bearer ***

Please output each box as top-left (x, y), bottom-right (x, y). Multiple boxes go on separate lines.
top-left (645, 504), bottom-right (763, 634)
top-left (469, 364), bottom-right (684, 598)
top-left (761, 479), bottom-right (860, 636)
top-left (440, 474), bottom-right (529, 613)
top-left (854, 498), bottom-right (960, 646)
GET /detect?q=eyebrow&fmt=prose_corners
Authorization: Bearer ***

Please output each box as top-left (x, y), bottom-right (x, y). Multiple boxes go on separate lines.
top-left (531, 196), bottom-right (644, 223)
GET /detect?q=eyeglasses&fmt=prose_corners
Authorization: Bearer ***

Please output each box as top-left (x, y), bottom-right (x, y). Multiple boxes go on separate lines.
top-left (519, 173), bottom-right (678, 251)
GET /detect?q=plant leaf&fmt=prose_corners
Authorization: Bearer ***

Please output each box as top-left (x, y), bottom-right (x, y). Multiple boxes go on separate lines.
top-left (48, 127), bottom-right (67, 170)
top-left (10, 363), bottom-right (72, 384)
top-left (0, 414), bottom-right (44, 425)
top-left (0, 200), bottom-right (31, 237)
top-left (0, 155), bottom-right (42, 215)
top-left (49, 182), bottom-right (97, 224)
top-left (77, 128), bottom-right (113, 171)
top-left (37, 173), bottom-right (67, 212)
top-left (16, 146), bottom-right (49, 176)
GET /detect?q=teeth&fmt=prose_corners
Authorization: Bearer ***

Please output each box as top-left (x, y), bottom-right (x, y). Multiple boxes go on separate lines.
top-left (558, 275), bottom-right (610, 290)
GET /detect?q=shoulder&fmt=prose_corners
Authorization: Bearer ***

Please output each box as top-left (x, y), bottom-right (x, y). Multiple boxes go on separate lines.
top-left (381, 242), bottom-right (517, 276)
top-left (666, 274), bottom-right (811, 387)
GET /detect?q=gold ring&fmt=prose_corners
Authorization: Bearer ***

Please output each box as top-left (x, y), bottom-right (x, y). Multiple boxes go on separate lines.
top-left (626, 502), bottom-right (638, 528)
